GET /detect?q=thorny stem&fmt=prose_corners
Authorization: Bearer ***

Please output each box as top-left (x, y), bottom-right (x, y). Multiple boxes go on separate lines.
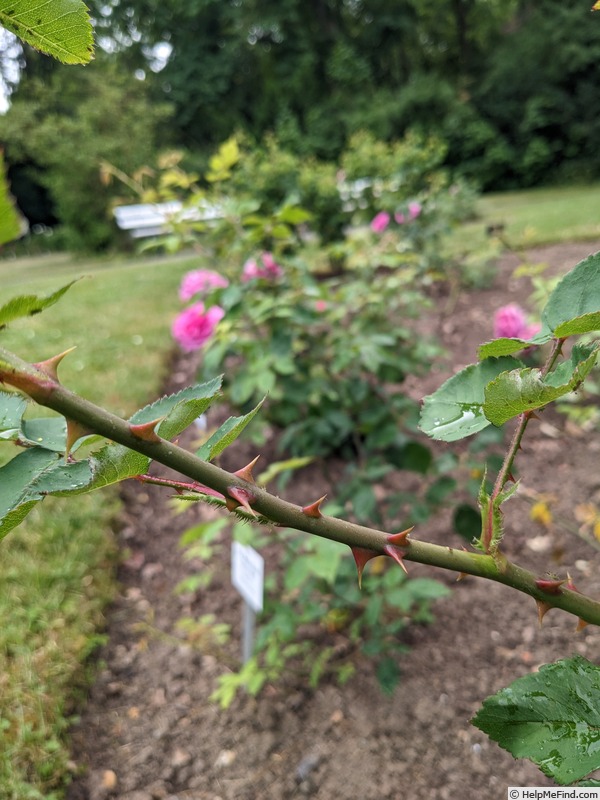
top-left (484, 337), bottom-right (566, 552)
top-left (1, 346), bottom-right (600, 626)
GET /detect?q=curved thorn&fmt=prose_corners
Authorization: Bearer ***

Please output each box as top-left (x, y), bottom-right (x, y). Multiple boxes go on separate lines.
top-left (535, 599), bottom-right (553, 626)
top-left (535, 578), bottom-right (566, 595)
top-left (565, 573), bottom-right (579, 593)
top-left (576, 617), bottom-right (589, 632)
top-left (387, 527), bottom-right (413, 547)
top-left (383, 544), bottom-right (408, 574)
top-left (129, 419), bottom-right (163, 443)
top-left (34, 346), bottom-right (77, 382)
top-left (302, 495), bottom-right (327, 518)
top-left (227, 486), bottom-right (257, 517)
top-left (351, 546), bottom-right (379, 589)
top-left (456, 572), bottom-right (468, 582)
top-left (233, 455), bottom-right (260, 484)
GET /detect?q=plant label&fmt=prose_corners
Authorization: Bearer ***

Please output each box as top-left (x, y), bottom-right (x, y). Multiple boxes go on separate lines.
top-left (231, 541), bottom-right (264, 612)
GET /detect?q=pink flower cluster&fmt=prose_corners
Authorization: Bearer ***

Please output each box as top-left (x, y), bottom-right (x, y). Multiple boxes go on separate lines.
top-left (178, 269), bottom-right (229, 301)
top-left (172, 302), bottom-right (225, 352)
top-left (172, 254), bottom-right (285, 352)
top-left (242, 251), bottom-right (283, 282)
top-left (493, 304), bottom-right (541, 340)
top-left (370, 202), bottom-right (422, 234)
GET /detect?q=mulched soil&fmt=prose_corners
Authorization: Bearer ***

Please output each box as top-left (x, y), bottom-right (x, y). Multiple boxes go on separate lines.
top-left (66, 241), bottom-right (600, 800)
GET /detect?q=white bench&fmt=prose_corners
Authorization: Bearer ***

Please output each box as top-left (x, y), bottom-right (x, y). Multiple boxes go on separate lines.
top-left (113, 201), bottom-right (222, 239)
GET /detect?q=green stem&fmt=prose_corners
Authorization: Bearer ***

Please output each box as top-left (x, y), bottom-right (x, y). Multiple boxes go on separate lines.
top-left (2, 346), bottom-right (600, 626)
top-left (484, 337), bottom-right (565, 551)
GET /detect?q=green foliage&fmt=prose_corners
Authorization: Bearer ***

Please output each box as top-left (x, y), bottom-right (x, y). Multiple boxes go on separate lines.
top-left (0, 377), bottom-right (225, 536)
top-left (226, 135), bottom-right (345, 244)
top-left (421, 252), bottom-right (600, 442)
top-left (0, 152), bottom-right (22, 246)
top-left (0, 0), bottom-right (93, 65)
top-left (419, 357), bottom-right (523, 442)
top-left (2, 57), bottom-right (172, 251)
top-left (483, 345), bottom-right (598, 427)
top-left (196, 401), bottom-right (265, 462)
top-left (0, 280), bottom-right (77, 328)
top-left (473, 656), bottom-right (600, 784)
top-left (472, 0), bottom-right (600, 188)
top-left (543, 252), bottom-right (600, 337)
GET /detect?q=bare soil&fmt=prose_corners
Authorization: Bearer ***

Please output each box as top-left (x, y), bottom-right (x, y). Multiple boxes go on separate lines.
top-left (66, 242), bottom-right (600, 800)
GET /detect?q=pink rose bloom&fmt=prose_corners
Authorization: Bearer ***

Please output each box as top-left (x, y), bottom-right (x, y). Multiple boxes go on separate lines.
top-left (179, 269), bottom-right (228, 301)
top-left (315, 300), bottom-right (328, 312)
top-left (172, 303), bottom-right (225, 351)
top-left (394, 202), bottom-right (421, 225)
top-left (370, 211), bottom-right (390, 233)
top-left (242, 252), bottom-right (283, 282)
top-left (408, 201), bottom-right (422, 220)
top-left (493, 304), bottom-right (540, 341)
top-left (242, 258), bottom-right (260, 282)
top-left (493, 304), bottom-right (527, 338)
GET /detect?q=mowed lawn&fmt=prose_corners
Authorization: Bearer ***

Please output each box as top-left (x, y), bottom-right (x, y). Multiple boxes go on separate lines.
top-left (0, 252), bottom-right (197, 800)
top-left (475, 183), bottom-right (600, 247)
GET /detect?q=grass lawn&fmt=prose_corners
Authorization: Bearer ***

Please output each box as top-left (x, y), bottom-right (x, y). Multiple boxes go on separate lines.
top-left (474, 183), bottom-right (600, 248)
top-left (0, 252), bottom-right (198, 799)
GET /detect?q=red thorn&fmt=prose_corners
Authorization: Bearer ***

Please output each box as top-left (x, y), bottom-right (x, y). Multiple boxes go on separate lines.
top-left (387, 527), bottom-right (413, 547)
top-left (129, 419), bottom-right (163, 443)
top-left (65, 419), bottom-right (92, 457)
top-left (233, 455), bottom-right (260, 484)
top-left (351, 546), bottom-right (379, 589)
top-left (525, 410), bottom-right (540, 421)
top-left (535, 578), bottom-right (566, 595)
top-left (226, 486), bottom-right (257, 517)
top-left (535, 599), bottom-right (553, 626)
top-left (302, 495), bottom-right (327, 518)
top-left (576, 618), bottom-right (589, 632)
top-left (383, 544), bottom-right (408, 575)
top-left (505, 471), bottom-right (516, 485)
top-left (34, 347), bottom-right (77, 382)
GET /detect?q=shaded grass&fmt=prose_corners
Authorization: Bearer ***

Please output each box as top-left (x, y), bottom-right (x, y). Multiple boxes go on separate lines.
top-left (0, 252), bottom-right (196, 799)
top-left (455, 183), bottom-right (600, 253)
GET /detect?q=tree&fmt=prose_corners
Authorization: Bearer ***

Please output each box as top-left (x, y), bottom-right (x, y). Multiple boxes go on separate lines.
top-left (1, 55), bottom-right (172, 250)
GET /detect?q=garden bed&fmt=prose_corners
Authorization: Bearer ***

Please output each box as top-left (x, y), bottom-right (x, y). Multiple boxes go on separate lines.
top-left (66, 241), bottom-right (600, 800)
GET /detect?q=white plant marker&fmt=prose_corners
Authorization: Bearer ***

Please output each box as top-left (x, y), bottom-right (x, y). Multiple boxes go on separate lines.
top-left (231, 541), bottom-right (264, 663)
